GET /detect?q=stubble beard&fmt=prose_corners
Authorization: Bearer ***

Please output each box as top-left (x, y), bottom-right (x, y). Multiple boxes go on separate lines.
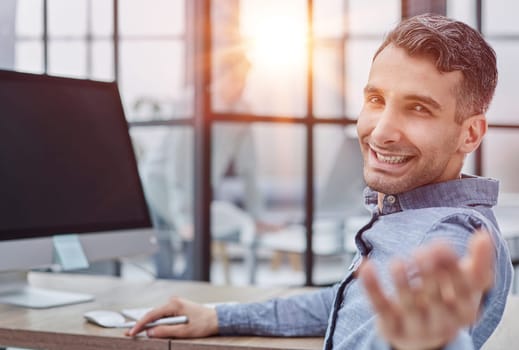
top-left (363, 157), bottom-right (449, 195)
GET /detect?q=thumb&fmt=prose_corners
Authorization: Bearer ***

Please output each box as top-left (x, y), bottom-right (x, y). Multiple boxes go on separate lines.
top-left (463, 229), bottom-right (495, 291)
top-left (147, 324), bottom-right (188, 338)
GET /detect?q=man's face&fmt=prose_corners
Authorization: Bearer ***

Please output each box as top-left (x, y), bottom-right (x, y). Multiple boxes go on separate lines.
top-left (357, 44), bottom-right (466, 195)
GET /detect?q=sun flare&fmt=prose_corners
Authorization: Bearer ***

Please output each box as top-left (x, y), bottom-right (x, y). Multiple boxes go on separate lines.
top-left (246, 16), bottom-right (308, 70)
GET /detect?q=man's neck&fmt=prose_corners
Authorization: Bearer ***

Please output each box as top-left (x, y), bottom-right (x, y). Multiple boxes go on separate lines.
top-left (377, 193), bottom-right (385, 210)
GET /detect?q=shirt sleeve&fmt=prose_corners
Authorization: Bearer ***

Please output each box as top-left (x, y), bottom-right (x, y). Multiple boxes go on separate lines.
top-left (421, 211), bottom-right (483, 257)
top-left (216, 284), bottom-right (338, 336)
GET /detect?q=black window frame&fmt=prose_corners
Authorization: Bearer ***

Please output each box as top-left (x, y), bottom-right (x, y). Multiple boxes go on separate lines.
top-left (21, 0), bottom-right (519, 286)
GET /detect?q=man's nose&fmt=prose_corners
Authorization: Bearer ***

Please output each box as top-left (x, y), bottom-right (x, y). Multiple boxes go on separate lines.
top-left (369, 107), bottom-right (402, 146)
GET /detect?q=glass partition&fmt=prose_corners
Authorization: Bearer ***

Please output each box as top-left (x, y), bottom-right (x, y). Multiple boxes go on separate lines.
top-left (131, 126), bottom-right (195, 279)
top-left (210, 122), bottom-right (306, 286)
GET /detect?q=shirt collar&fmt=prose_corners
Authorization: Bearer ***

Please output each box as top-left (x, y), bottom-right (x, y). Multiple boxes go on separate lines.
top-left (363, 174), bottom-right (499, 215)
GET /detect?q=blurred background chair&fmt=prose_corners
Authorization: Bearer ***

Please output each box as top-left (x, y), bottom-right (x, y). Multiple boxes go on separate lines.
top-left (249, 129), bottom-right (367, 284)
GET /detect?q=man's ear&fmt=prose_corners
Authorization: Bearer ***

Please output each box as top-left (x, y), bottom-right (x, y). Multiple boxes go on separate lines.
top-left (459, 114), bottom-right (487, 154)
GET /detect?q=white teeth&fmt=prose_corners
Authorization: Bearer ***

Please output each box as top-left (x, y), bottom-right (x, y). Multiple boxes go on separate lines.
top-left (376, 152), bottom-right (408, 164)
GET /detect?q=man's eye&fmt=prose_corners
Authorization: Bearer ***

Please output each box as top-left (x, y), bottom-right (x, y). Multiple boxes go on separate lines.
top-left (368, 96), bottom-right (383, 104)
top-left (412, 104), bottom-right (429, 114)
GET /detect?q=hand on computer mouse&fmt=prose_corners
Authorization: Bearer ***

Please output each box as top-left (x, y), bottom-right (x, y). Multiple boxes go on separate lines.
top-left (126, 297), bottom-right (218, 338)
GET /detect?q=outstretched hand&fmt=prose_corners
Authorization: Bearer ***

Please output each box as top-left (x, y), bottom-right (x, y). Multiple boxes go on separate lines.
top-left (125, 297), bottom-right (218, 338)
top-left (359, 230), bottom-right (495, 350)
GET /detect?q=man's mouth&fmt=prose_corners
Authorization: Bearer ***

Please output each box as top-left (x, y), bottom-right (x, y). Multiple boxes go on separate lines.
top-left (375, 152), bottom-right (411, 164)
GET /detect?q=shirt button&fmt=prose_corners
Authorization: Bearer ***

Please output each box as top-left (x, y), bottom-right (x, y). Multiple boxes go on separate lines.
top-left (386, 195), bottom-right (396, 204)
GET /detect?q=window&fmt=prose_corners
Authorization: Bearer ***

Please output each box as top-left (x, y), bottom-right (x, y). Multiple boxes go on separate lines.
top-left (10, 0), bottom-right (516, 286)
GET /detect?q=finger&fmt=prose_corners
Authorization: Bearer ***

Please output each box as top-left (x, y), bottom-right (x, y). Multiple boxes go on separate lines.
top-left (127, 297), bottom-right (182, 337)
top-left (127, 310), bottom-right (164, 336)
top-left (426, 301), bottom-right (459, 344)
top-left (448, 230), bottom-right (495, 324)
top-left (391, 258), bottom-right (431, 338)
top-left (416, 244), bottom-right (459, 305)
top-left (464, 230), bottom-right (495, 291)
top-left (359, 261), bottom-right (400, 335)
top-left (415, 246), bottom-right (465, 337)
top-left (127, 307), bottom-right (166, 337)
top-left (146, 324), bottom-right (189, 339)
top-left (392, 259), bottom-right (419, 311)
top-left (425, 242), bottom-right (483, 325)
top-left (441, 270), bottom-right (479, 328)
top-left (359, 261), bottom-right (393, 314)
top-left (414, 249), bottom-right (442, 304)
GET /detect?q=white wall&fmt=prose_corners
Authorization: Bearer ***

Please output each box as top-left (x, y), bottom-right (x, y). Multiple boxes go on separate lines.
top-left (0, 0), bottom-right (16, 69)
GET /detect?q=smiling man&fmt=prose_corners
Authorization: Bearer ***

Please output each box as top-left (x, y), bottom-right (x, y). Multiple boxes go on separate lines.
top-left (358, 42), bottom-right (484, 196)
top-left (352, 14), bottom-right (512, 349)
top-left (127, 14), bottom-right (513, 350)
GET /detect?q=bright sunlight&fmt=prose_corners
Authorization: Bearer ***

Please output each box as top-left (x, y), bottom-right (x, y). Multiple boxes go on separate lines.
top-left (245, 15), bottom-right (308, 71)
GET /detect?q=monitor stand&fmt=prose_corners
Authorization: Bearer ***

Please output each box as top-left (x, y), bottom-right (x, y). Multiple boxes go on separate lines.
top-left (0, 271), bottom-right (94, 309)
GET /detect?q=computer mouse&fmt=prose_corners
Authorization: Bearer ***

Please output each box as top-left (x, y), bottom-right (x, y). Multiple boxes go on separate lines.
top-left (83, 310), bottom-right (133, 328)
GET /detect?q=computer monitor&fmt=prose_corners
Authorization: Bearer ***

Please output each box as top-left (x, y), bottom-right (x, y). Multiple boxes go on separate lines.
top-left (0, 70), bottom-right (157, 308)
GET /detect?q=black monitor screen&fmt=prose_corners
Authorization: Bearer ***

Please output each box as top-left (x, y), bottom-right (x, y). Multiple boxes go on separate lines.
top-left (0, 70), bottom-right (151, 240)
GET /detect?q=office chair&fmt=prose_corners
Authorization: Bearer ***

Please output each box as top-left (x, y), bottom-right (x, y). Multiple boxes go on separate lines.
top-left (250, 130), bottom-right (367, 284)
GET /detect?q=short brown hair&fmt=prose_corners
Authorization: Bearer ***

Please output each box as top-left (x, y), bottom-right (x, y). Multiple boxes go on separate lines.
top-left (374, 14), bottom-right (497, 123)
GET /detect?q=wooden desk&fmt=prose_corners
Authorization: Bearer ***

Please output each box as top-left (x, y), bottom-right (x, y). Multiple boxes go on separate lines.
top-left (0, 272), bottom-right (324, 350)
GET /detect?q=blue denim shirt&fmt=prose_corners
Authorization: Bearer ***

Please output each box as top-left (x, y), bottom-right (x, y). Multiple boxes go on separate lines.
top-left (217, 176), bottom-right (513, 349)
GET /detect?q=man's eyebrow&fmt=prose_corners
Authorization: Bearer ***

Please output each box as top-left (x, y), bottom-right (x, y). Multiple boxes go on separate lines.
top-left (363, 85), bottom-right (380, 94)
